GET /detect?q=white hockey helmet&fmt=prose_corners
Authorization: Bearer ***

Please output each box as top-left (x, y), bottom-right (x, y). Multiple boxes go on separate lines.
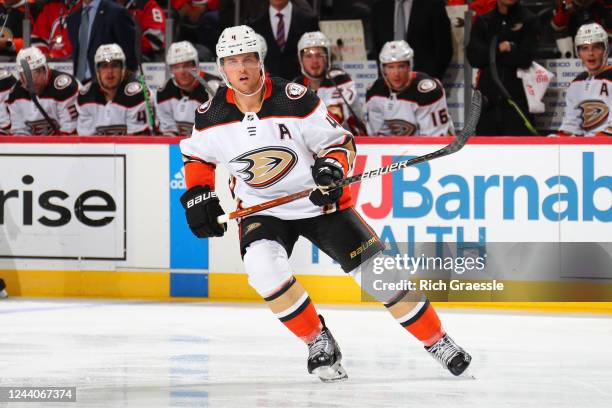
top-left (254, 33), bottom-right (268, 60)
top-left (216, 25), bottom-right (265, 95)
top-left (94, 43), bottom-right (126, 67)
top-left (297, 31), bottom-right (332, 79)
top-left (574, 22), bottom-right (609, 58)
top-left (166, 41), bottom-right (199, 68)
top-left (379, 40), bottom-right (414, 72)
top-left (16, 46), bottom-right (47, 73)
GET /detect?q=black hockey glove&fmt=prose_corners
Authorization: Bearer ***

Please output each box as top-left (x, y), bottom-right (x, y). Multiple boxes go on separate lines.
top-left (180, 185), bottom-right (226, 238)
top-left (309, 157), bottom-right (344, 206)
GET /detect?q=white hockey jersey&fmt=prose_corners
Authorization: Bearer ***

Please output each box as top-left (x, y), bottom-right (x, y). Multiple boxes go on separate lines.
top-left (295, 68), bottom-right (365, 135)
top-left (7, 69), bottom-right (78, 135)
top-left (0, 70), bottom-right (16, 133)
top-left (180, 77), bottom-right (356, 220)
top-left (155, 72), bottom-right (221, 136)
top-left (76, 80), bottom-right (151, 135)
top-left (365, 72), bottom-right (454, 136)
top-left (559, 66), bottom-right (612, 136)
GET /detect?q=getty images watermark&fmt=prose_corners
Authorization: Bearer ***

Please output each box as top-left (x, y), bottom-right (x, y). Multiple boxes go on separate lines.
top-left (369, 252), bottom-right (504, 292)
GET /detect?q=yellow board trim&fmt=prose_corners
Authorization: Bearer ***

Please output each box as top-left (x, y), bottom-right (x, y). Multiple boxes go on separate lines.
top-left (1, 269), bottom-right (168, 299)
top-left (3, 269), bottom-right (612, 314)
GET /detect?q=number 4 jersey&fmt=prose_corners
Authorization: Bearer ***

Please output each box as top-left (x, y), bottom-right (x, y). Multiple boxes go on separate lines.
top-left (180, 77), bottom-right (356, 220)
top-left (365, 72), bottom-right (454, 136)
top-left (76, 80), bottom-right (152, 135)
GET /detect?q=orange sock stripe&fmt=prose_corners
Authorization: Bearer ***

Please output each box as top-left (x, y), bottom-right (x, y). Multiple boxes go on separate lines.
top-left (281, 300), bottom-right (322, 341)
top-left (401, 302), bottom-right (445, 346)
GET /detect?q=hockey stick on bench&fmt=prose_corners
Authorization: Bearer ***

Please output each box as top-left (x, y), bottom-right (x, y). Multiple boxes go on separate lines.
top-left (217, 89), bottom-right (483, 224)
top-left (20, 59), bottom-right (60, 134)
top-left (489, 35), bottom-right (538, 135)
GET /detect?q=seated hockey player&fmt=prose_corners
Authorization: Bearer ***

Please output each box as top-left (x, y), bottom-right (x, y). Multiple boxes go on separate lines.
top-left (558, 23), bottom-right (612, 137)
top-left (7, 47), bottom-right (78, 135)
top-left (365, 40), bottom-right (455, 136)
top-left (0, 69), bottom-right (16, 134)
top-left (76, 44), bottom-right (152, 136)
top-left (155, 41), bottom-right (221, 136)
top-left (293, 31), bottom-right (367, 135)
top-left (180, 25), bottom-right (471, 382)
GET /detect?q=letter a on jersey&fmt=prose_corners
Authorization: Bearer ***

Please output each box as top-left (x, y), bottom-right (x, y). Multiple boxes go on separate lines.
top-left (230, 147), bottom-right (298, 188)
top-left (278, 123), bottom-right (292, 139)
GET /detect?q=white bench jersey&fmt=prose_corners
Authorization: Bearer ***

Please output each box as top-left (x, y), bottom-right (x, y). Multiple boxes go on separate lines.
top-left (559, 66), bottom-right (612, 136)
top-left (7, 69), bottom-right (78, 135)
top-left (365, 72), bottom-right (454, 136)
top-left (76, 80), bottom-right (151, 136)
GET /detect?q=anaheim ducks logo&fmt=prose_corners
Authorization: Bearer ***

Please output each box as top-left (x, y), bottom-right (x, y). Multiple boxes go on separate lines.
top-left (578, 100), bottom-right (609, 130)
top-left (230, 147), bottom-right (298, 189)
top-left (385, 119), bottom-right (417, 136)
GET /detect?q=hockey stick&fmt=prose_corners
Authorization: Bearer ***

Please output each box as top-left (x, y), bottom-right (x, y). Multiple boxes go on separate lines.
top-left (216, 89), bottom-right (482, 224)
top-left (19, 59), bottom-right (60, 134)
top-left (489, 35), bottom-right (538, 135)
top-left (189, 70), bottom-right (217, 100)
top-left (134, 24), bottom-right (156, 134)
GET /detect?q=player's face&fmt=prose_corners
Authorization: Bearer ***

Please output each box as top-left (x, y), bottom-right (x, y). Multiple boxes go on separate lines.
top-left (577, 43), bottom-right (606, 72)
top-left (171, 61), bottom-right (198, 89)
top-left (26, 67), bottom-right (48, 95)
top-left (222, 53), bottom-right (262, 94)
top-left (383, 61), bottom-right (411, 91)
top-left (98, 61), bottom-right (123, 90)
top-left (301, 47), bottom-right (327, 79)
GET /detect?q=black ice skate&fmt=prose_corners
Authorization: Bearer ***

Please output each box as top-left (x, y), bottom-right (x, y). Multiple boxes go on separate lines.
top-left (307, 315), bottom-right (348, 382)
top-left (0, 278), bottom-right (7, 299)
top-left (425, 334), bottom-right (472, 376)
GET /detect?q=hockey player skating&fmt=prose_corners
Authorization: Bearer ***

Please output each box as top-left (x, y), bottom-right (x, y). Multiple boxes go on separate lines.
top-left (8, 47), bottom-right (78, 135)
top-left (76, 44), bottom-right (152, 135)
top-left (294, 31), bottom-right (366, 135)
top-left (155, 41), bottom-right (221, 136)
top-left (558, 23), bottom-right (611, 136)
top-left (365, 40), bottom-right (455, 136)
top-left (180, 25), bottom-right (471, 382)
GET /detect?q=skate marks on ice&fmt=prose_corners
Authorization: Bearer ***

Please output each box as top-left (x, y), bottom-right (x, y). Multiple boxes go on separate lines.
top-left (0, 300), bottom-right (611, 407)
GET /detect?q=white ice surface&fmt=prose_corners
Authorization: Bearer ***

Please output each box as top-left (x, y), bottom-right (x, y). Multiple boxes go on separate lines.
top-left (1, 299), bottom-right (611, 408)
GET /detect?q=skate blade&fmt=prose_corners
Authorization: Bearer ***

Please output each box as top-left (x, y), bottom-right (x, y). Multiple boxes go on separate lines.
top-left (313, 361), bottom-right (348, 383)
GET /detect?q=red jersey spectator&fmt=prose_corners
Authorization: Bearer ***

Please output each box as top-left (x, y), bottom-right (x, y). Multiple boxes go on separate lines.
top-left (31, 0), bottom-right (77, 59)
top-left (118, 0), bottom-right (166, 61)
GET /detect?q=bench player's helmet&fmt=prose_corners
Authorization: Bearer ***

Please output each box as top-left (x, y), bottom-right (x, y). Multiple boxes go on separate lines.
top-left (94, 43), bottom-right (126, 84)
top-left (574, 22), bottom-right (609, 63)
top-left (216, 25), bottom-right (265, 96)
top-left (379, 40), bottom-right (414, 74)
top-left (16, 46), bottom-right (48, 74)
top-left (297, 31), bottom-right (332, 80)
top-left (167, 41), bottom-right (199, 69)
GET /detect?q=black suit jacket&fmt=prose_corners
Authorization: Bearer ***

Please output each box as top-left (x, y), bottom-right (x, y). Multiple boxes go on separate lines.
top-left (67, 0), bottom-right (137, 81)
top-left (250, 6), bottom-right (319, 80)
top-left (371, 0), bottom-right (453, 79)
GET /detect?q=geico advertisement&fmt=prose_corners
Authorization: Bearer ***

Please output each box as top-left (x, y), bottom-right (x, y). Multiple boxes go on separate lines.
top-left (0, 154), bottom-right (126, 260)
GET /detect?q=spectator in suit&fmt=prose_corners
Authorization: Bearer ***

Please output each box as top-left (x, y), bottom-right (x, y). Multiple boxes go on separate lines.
top-left (466, 0), bottom-right (538, 136)
top-left (250, 0), bottom-right (318, 80)
top-left (67, 0), bottom-right (137, 83)
top-left (371, 0), bottom-right (453, 80)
